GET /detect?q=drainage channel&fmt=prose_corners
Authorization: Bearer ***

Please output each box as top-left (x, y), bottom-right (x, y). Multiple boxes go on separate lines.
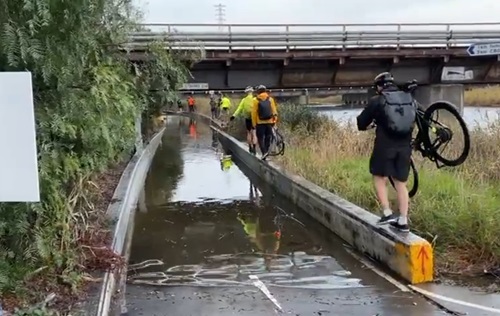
top-left (123, 116), bottom-right (444, 316)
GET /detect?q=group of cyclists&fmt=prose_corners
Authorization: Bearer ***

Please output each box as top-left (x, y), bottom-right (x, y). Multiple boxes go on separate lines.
top-left (178, 71), bottom-right (436, 234)
top-left (204, 85), bottom-right (278, 161)
top-left (228, 85), bottom-right (278, 160)
top-left (222, 73), bottom-right (414, 232)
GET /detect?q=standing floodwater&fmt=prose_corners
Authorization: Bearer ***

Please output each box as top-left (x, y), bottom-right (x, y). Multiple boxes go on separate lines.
top-left (125, 115), bottom-right (444, 316)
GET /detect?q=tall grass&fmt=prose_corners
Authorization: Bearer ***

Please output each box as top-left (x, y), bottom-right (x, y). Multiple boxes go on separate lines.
top-left (275, 104), bottom-right (500, 274)
top-left (465, 85), bottom-right (500, 106)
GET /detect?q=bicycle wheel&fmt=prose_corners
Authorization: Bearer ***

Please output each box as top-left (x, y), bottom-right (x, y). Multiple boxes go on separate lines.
top-left (389, 158), bottom-right (419, 198)
top-left (268, 128), bottom-right (285, 156)
top-left (422, 101), bottom-right (470, 167)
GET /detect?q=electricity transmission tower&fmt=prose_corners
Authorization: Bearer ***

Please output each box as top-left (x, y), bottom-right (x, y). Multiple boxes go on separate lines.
top-left (214, 3), bottom-right (226, 32)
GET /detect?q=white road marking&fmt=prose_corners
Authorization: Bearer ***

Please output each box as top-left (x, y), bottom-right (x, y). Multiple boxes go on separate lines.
top-left (344, 248), bottom-right (410, 292)
top-left (249, 274), bottom-right (284, 313)
top-left (408, 285), bottom-right (500, 314)
top-left (345, 247), bottom-right (500, 314)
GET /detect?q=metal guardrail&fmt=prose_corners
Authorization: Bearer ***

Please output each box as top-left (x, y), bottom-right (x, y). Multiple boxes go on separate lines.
top-left (177, 87), bottom-right (369, 95)
top-left (125, 23), bottom-right (500, 50)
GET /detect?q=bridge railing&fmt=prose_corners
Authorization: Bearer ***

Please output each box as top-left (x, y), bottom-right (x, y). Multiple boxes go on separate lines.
top-left (125, 23), bottom-right (500, 50)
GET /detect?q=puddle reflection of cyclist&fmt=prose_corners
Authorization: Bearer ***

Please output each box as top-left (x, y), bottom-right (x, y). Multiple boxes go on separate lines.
top-left (220, 154), bottom-right (233, 171)
top-left (249, 183), bottom-right (261, 206)
top-left (237, 191), bottom-right (282, 271)
top-left (211, 130), bottom-right (219, 149)
top-left (189, 118), bottom-right (197, 139)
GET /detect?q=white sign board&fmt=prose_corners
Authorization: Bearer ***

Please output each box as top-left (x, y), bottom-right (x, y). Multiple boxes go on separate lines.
top-left (179, 83), bottom-right (209, 90)
top-left (441, 66), bottom-right (474, 81)
top-left (467, 43), bottom-right (500, 56)
top-left (0, 72), bottom-right (40, 202)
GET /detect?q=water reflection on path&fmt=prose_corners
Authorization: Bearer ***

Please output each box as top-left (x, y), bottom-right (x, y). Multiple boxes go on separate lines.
top-left (129, 115), bottom-right (367, 291)
top-left (128, 202), bottom-right (362, 290)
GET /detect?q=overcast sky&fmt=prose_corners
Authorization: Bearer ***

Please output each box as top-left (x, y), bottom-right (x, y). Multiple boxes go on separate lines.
top-left (136, 0), bottom-right (500, 26)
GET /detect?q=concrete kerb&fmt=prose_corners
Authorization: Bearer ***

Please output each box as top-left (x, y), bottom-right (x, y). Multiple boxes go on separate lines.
top-left (190, 111), bottom-right (434, 285)
top-left (92, 127), bottom-right (166, 316)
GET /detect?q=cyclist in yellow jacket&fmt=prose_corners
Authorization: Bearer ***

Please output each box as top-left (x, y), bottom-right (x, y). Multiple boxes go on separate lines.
top-left (220, 93), bottom-right (231, 115)
top-left (251, 85), bottom-right (278, 160)
top-left (230, 86), bottom-right (257, 154)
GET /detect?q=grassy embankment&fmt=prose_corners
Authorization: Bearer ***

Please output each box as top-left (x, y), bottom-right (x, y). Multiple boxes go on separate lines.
top-left (465, 85), bottom-right (500, 107)
top-left (275, 104), bottom-right (500, 275)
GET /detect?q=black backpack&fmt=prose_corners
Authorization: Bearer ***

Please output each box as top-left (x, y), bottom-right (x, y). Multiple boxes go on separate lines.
top-left (257, 97), bottom-right (273, 120)
top-left (380, 90), bottom-right (416, 137)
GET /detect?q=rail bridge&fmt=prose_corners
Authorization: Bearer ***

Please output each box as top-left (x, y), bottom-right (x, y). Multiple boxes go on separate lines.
top-left (125, 23), bottom-right (500, 110)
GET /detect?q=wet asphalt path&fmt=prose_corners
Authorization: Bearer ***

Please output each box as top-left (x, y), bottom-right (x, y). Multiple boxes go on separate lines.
top-left (125, 116), bottom-right (445, 316)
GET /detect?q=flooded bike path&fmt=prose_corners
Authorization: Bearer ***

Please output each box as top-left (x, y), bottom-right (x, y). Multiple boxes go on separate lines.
top-left (125, 116), bottom-right (443, 315)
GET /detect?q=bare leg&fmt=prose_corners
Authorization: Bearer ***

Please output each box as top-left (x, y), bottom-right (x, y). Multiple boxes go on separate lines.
top-left (373, 175), bottom-right (390, 211)
top-left (374, 175), bottom-right (398, 224)
top-left (393, 180), bottom-right (409, 225)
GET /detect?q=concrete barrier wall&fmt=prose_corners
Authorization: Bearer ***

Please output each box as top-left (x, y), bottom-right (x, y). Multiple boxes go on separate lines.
top-left (195, 112), bottom-right (434, 285)
top-left (88, 128), bottom-right (166, 316)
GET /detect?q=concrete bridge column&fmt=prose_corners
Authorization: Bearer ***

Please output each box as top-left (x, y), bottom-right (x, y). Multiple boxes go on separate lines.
top-left (298, 89), bottom-right (309, 105)
top-left (414, 84), bottom-right (464, 115)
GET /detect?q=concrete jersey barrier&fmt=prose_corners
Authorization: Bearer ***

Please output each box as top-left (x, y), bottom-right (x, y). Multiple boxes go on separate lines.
top-left (190, 112), bottom-right (434, 284)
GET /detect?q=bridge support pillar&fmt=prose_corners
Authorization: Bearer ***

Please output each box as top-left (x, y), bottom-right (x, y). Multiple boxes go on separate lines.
top-left (298, 89), bottom-right (309, 105)
top-left (414, 84), bottom-right (464, 115)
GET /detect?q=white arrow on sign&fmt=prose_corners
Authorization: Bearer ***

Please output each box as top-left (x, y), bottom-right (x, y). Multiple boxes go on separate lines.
top-left (467, 42), bottom-right (500, 56)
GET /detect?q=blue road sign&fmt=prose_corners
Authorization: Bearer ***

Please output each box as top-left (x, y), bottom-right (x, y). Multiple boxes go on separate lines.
top-left (467, 43), bottom-right (500, 56)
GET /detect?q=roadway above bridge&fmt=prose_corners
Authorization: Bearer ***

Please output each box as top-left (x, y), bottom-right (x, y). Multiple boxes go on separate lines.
top-left (125, 23), bottom-right (500, 89)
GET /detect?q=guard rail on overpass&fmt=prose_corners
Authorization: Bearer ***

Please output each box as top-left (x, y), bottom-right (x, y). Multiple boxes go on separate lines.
top-left (125, 23), bottom-right (500, 51)
top-left (125, 23), bottom-right (500, 89)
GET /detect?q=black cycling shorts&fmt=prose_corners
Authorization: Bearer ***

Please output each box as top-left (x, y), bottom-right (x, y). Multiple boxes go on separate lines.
top-left (369, 146), bottom-right (411, 182)
top-left (244, 118), bottom-right (253, 131)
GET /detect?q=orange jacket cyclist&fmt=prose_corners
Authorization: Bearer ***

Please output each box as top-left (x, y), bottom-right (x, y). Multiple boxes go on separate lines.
top-left (187, 95), bottom-right (196, 112)
top-left (251, 85), bottom-right (278, 160)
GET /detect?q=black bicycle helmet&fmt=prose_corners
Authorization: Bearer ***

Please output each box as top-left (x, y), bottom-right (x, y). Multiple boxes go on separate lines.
top-left (373, 72), bottom-right (394, 88)
top-left (256, 84), bottom-right (267, 93)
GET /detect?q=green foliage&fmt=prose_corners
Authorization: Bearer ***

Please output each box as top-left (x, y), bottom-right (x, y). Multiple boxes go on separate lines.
top-left (14, 306), bottom-right (58, 316)
top-left (0, 0), bottom-right (197, 303)
top-left (278, 102), bottom-right (328, 132)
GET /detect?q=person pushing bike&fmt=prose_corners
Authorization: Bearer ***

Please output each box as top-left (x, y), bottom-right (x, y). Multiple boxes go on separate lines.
top-left (251, 85), bottom-right (278, 160)
top-left (356, 72), bottom-right (416, 233)
top-left (230, 86), bottom-right (258, 154)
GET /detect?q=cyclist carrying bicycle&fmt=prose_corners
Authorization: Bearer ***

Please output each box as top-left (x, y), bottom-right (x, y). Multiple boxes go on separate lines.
top-left (230, 86), bottom-right (258, 154)
top-left (356, 72), bottom-right (416, 233)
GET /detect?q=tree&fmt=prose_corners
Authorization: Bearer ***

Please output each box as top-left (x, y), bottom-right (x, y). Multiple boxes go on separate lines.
top-left (0, 0), bottom-right (201, 305)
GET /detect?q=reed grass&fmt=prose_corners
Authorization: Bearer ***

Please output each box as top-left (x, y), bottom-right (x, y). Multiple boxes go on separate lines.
top-left (465, 85), bottom-right (500, 107)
